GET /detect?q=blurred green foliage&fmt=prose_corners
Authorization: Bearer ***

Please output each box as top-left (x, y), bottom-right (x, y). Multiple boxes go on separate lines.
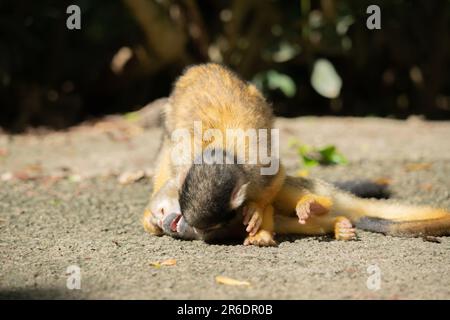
top-left (0, 0), bottom-right (449, 131)
top-left (289, 138), bottom-right (348, 168)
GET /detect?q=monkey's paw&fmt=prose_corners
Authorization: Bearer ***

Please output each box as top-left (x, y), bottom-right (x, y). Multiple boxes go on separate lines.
top-left (142, 209), bottom-right (164, 236)
top-left (242, 202), bottom-right (264, 236)
top-left (243, 230), bottom-right (277, 247)
top-left (334, 216), bottom-right (356, 240)
top-left (296, 194), bottom-right (332, 224)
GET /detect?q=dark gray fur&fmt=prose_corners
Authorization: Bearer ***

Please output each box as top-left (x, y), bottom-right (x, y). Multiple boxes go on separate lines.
top-left (179, 161), bottom-right (247, 230)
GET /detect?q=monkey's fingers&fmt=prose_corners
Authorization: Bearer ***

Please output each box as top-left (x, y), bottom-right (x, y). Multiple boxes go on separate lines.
top-left (296, 201), bottom-right (312, 224)
top-left (242, 206), bottom-right (252, 225)
top-left (334, 216), bottom-right (357, 240)
top-left (244, 230), bottom-right (277, 247)
top-left (246, 213), bottom-right (262, 236)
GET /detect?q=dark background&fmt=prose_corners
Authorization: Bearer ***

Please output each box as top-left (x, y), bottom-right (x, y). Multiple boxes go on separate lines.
top-left (1, 0), bottom-right (449, 132)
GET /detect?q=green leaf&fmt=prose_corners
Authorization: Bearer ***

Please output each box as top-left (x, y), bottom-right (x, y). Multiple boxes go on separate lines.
top-left (302, 156), bottom-right (319, 167)
top-left (330, 153), bottom-right (348, 165)
top-left (311, 59), bottom-right (342, 99)
top-left (253, 70), bottom-right (297, 98)
top-left (289, 140), bottom-right (347, 168)
top-left (267, 70), bottom-right (296, 97)
top-left (297, 144), bottom-right (311, 157)
top-left (318, 145), bottom-right (347, 165)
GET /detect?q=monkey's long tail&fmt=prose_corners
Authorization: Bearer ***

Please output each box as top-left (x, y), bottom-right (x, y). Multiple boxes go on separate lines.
top-left (333, 180), bottom-right (390, 199)
top-left (325, 181), bottom-right (450, 236)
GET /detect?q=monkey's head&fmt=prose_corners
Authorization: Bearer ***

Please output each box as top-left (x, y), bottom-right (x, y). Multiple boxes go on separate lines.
top-left (179, 162), bottom-right (249, 238)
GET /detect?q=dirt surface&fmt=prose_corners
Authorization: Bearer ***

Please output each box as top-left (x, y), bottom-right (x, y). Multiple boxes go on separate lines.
top-left (1, 111), bottom-right (450, 299)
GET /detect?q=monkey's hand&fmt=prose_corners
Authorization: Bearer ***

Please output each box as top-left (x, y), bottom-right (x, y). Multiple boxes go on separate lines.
top-left (242, 202), bottom-right (264, 236)
top-left (143, 194), bottom-right (182, 236)
top-left (243, 203), bottom-right (277, 247)
top-left (296, 194), bottom-right (333, 224)
top-left (142, 208), bottom-right (164, 236)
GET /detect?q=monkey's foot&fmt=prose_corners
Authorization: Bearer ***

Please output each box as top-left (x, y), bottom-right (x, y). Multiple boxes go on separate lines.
top-left (244, 230), bottom-right (277, 247)
top-left (296, 194), bottom-right (332, 224)
top-left (334, 216), bottom-right (356, 240)
top-left (242, 202), bottom-right (264, 236)
top-left (142, 209), bottom-right (164, 236)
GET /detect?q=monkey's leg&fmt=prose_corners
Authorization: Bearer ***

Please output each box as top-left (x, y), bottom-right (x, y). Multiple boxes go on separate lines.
top-left (244, 205), bottom-right (277, 247)
top-left (275, 213), bottom-right (356, 240)
top-left (274, 215), bottom-right (332, 236)
top-left (334, 216), bottom-right (356, 240)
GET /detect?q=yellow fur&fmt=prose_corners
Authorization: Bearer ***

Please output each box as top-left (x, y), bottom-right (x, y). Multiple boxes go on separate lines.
top-left (273, 176), bottom-right (450, 237)
top-left (145, 63), bottom-right (288, 246)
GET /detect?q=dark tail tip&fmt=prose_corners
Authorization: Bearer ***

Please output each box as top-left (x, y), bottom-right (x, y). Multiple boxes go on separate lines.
top-left (355, 217), bottom-right (392, 234)
top-left (334, 180), bottom-right (390, 199)
top-left (356, 216), bottom-right (450, 237)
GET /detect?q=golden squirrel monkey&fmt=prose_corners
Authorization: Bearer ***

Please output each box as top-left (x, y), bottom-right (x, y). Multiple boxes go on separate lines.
top-left (142, 63), bottom-right (332, 246)
top-left (145, 176), bottom-right (450, 242)
top-left (143, 63), bottom-right (450, 243)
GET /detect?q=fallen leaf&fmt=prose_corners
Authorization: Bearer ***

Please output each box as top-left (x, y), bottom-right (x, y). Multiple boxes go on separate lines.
top-left (420, 183), bottom-right (433, 191)
top-left (13, 163), bottom-right (43, 180)
top-left (215, 275), bottom-right (251, 287)
top-left (1, 172), bottom-right (13, 181)
top-left (160, 259), bottom-right (177, 266)
top-left (150, 259), bottom-right (177, 268)
top-left (404, 162), bottom-right (431, 172)
top-left (422, 236), bottom-right (441, 243)
top-left (118, 170), bottom-right (145, 184)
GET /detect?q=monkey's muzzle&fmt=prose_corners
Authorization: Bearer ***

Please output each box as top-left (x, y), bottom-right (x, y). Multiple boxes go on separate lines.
top-left (162, 212), bottom-right (188, 234)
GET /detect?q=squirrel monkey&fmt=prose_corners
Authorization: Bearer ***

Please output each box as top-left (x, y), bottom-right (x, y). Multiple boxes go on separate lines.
top-left (145, 176), bottom-right (450, 242)
top-left (144, 63), bottom-right (287, 246)
top-left (143, 63), bottom-right (330, 246)
top-left (142, 63), bottom-right (450, 243)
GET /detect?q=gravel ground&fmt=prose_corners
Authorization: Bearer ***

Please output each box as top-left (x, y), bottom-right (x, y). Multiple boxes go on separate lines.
top-left (0, 115), bottom-right (449, 299)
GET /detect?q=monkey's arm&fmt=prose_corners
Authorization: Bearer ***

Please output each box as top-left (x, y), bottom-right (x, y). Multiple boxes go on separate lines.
top-left (242, 166), bottom-right (285, 246)
top-left (143, 136), bottom-right (176, 235)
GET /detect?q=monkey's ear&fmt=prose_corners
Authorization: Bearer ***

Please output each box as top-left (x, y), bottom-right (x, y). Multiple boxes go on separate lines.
top-left (230, 182), bottom-right (249, 209)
